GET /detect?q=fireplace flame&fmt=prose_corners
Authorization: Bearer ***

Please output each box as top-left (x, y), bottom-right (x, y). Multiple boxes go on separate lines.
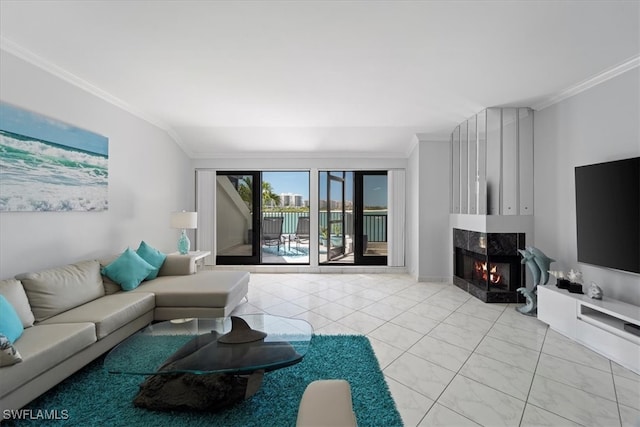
top-left (474, 261), bottom-right (503, 285)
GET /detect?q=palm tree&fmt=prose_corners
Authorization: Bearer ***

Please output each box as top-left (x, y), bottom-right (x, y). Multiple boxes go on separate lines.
top-left (238, 177), bottom-right (281, 210)
top-left (238, 177), bottom-right (253, 210)
top-left (262, 181), bottom-right (280, 209)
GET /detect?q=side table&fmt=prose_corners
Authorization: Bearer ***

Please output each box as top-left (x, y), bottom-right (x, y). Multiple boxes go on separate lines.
top-left (169, 250), bottom-right (211, 271)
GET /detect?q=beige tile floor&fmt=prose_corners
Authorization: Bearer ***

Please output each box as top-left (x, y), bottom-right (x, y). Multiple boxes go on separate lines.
top-left (230, 273), bottom-right (640, 427)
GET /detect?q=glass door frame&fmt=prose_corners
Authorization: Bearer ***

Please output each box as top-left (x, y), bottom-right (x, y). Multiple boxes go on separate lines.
top-left (215, 171), bottom-right (261, 265)
top-left (326, 171), bottom-right (347, 262)
top-left (354, 171), bottom-right (388, 265)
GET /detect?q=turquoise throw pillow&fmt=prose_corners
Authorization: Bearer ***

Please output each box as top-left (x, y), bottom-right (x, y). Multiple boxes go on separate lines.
top-left (136, 241), bottom-right (167, 280)
top-left (0, 295), bottom-right (23, 343)
top-left (101, 248), bottom-right (155, 291)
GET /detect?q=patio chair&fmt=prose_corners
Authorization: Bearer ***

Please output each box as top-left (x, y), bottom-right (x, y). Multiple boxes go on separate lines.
top-left (292, 216), bottom-right (310, 250)
top-left (262, 216), bottom-right (284, 253)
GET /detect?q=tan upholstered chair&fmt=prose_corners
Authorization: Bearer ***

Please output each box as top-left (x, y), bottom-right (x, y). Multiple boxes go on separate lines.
top-left (296, 379), bottom-right (357, 427)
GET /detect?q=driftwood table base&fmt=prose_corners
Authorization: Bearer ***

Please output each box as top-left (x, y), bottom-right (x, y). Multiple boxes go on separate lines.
top-left (133, 370), bottom-right (264, 412)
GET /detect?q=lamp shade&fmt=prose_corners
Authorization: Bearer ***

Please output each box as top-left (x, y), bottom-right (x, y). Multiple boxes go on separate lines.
top-left (170, 211), bottom-right (198, 229)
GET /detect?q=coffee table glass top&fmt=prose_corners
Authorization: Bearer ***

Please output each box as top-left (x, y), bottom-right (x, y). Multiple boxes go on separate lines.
top-left (104, 315), bottom-right (313, 375)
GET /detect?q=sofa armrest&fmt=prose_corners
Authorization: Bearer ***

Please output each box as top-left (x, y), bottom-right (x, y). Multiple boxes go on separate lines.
top-left (158, 254), bottom-right (197, 276)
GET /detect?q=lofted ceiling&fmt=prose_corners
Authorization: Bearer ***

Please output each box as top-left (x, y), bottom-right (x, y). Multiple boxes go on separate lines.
top-left (1, 1), bottom-right (638, 158)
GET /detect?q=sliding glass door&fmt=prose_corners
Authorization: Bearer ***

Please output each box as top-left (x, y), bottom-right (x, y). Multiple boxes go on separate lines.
top-left (319, 171), bottom-right (387, 265)
top-left (216, 171), bottom-right (310, 265)
top-left (319, 171), bottom-right (352, 263)
top-left (215, 172), bottom-right (260, 265)
top-left (261, 171), bottom-right (310, 265)
top-left (354, 171), bottom-right (388, 265)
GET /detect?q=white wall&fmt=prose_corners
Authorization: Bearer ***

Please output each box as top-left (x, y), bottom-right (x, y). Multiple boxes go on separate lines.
top-left (192, 156), bottom-right (407, 171)
top-left (534, 67), bottom-right (640, 305)
top-left (406, 138), bottom-right (451, 281)
top-left (406, 140), bottom-right (420, 278)
top-left (0, 50), bottom-right (193, 279)
top-left (216, 177), bottom-right (251, 252)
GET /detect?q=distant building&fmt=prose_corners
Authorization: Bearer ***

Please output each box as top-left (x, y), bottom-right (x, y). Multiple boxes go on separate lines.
top-left (279, 193), bottom-right (304, 207)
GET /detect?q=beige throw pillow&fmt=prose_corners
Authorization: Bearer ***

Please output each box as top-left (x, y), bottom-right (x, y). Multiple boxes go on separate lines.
top-left (16, 260), bottom-right (105, 322)
top-left (0, 279), bottom-right (35, 328)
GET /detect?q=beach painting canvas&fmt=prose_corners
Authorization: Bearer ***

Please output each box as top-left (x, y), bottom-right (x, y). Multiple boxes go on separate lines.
top-left (0, 102), bottom-right (109, 212)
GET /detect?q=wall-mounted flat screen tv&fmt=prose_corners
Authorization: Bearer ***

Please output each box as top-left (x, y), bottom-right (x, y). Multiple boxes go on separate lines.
top-left (575, 157), bottom-right (640, 274)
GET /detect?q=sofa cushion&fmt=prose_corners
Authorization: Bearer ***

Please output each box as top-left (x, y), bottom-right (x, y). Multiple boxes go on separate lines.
top-left (0, 323), bottom-right (96, 398)
top-left (136, 241), bottom-right (167, 280)
top-left (158, 254), bottom-right (197, 276)
top-left (0, 279), bottom-right (35, 328)
top-left (39, 292), bottom-right (155, 340)
top-left (0, 295), bottom-right (23, 343)
top-left (16, 260), bottom-right (105, 323)
top-left (101, 248), bottom-right (155, 291)
top-left (0, 333), bottom-right (22, 367)
top-left (128, 271), bottom-right (249, 308)
top-left (98, 255), bottom-right (123, 295)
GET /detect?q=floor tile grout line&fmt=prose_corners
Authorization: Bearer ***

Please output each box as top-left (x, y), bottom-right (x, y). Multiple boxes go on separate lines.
top-left (533, 356), bottom-right (621, 403)
top-left (518, 325), bottom-right (547, 426)
top-left (539, 336), bottom-right (616, 375)
top-left (381, 300), bottom-right (497, 425)
top-left (610, 359), bottom-right (625, 427)
top-left (413, 320), bottom-right (491, 427)
top-left (380, 288), bottom-right (546, 425)
top-left (243, 273), bottom-right (628, 426)
top-left (523, 328), bottom-right (622, 426)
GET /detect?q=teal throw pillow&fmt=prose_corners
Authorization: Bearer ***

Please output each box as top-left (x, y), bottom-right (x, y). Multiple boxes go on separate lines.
top-left (101, 248), bottom-right (155, 291)
top-left (136, 241), bottom-right (167, 280)
top-left (0, 295), bottom-right (23, 343)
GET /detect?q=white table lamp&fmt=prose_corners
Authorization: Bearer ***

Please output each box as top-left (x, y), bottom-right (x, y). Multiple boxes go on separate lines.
top-left (170, 211), bottom-right (198, 254)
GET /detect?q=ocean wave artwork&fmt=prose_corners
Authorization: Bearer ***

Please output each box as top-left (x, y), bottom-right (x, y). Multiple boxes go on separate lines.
top-left (0, 103), bottom-right (108, 212)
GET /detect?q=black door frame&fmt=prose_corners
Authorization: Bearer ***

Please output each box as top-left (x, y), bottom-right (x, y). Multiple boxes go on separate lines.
top-left (354, 171), bottom-right (388, 265)
top-left (326, 171), bottom-right (347, 262)
top-left (215, 171), bottom-right (261, 265)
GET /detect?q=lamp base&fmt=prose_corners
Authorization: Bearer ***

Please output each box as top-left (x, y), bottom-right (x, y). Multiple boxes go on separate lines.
top-left (177, 230), bottom-right (191, 255)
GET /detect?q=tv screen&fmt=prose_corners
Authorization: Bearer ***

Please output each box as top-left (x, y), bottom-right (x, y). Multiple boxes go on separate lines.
top-left (575, 157), bottom-right (640, 274)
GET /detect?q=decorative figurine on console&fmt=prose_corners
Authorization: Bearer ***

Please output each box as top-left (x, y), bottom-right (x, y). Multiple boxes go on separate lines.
top-left (516, 247), bottom-right (555, 316)
top-left (549, 270), bottom-right (570, 289)
top-left (567, 269), bottom-right (584, 294)
top-left (587, 282), bottom-right (603, 299)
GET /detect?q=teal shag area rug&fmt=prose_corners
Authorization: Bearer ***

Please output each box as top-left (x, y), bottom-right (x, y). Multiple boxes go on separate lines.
top-left (6, 335), bottom-right (402, 427)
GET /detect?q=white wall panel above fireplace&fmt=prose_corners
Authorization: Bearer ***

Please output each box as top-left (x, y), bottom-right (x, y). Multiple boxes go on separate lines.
top-left (449, 214), bottom-right (534, 242)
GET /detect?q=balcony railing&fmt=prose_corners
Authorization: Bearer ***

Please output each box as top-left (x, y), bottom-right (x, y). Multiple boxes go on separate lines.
top-left (262, 210), bottom-right (387, 242)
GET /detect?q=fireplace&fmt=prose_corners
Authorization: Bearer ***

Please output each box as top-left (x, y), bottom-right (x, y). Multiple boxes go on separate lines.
top-left (453, 228), bottom-right (525, 303)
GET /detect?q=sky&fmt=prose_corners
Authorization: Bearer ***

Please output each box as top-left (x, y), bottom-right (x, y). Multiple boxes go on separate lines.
top-left (262, 171), bottom-right (387, 207)
top-left (263, 171), bottom-right (310, 200)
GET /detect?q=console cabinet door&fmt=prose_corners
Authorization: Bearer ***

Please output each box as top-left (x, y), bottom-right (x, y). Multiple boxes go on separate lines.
top-left (537, 286), bottom-right (577, 338)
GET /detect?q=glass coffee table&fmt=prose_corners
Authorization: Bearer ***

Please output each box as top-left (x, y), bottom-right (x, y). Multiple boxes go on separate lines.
top-left (104, 314), bottom-right (313, 411)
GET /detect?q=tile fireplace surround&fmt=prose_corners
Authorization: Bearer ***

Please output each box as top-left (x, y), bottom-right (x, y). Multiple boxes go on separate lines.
top-left (453, 228), bottom-right (526, 303)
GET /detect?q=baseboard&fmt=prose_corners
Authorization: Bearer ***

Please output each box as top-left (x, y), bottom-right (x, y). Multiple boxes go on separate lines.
top-left (417, 276), bottom-right (451, 283)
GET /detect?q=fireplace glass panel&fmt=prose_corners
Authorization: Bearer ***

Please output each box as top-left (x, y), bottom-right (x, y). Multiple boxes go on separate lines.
top-left (471, 260), bottom-right (510, 290)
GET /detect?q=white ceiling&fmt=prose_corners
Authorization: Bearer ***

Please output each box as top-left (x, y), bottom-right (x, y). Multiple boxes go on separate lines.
top-left (1, 1), bottom-right (638, 158)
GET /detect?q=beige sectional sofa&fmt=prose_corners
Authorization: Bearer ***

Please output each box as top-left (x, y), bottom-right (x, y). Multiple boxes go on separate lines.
top-left (0, 254), bottom-right (249, 412)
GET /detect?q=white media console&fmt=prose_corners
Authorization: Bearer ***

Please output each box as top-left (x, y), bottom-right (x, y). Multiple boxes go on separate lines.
top-left (537, 284), bottom-right (640, 374)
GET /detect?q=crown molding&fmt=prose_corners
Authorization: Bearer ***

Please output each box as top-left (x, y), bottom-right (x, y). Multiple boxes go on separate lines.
top-left (404, 133), bottom-right (451, 157)
top-left (531, 55), bottom-right (640, 111)
top-left (0, 36), bottom-right (193, 157)
top-left (191, 150), bottom-right (409, 160)
top-left (4, 35), bottom-right (637, 158)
